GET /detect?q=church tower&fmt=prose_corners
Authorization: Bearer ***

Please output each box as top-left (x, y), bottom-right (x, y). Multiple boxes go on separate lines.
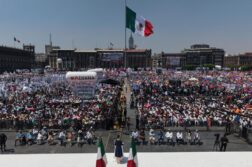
top-left (129, 33), bottom-right (134, 49)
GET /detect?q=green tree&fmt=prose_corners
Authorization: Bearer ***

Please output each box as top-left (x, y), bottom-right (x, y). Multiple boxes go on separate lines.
top-left (203, 64), bottom-right (215, 70)
top-left (183, 65), bottom-right (196, 71)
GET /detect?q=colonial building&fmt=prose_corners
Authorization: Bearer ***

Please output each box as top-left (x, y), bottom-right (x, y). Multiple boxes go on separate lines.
top-left (224, 52), bottom-right (252, 67)
top-left (75, 50), bottom-right (98, 69)
top-left (161, 53), bottom-right (186, 69)
top-left (239, 53), bottom-right (252, 66)
top-left (151, 54), bottom-right (162, 68)
top-left (35, 53), bottom-right (47, 68)
top-left (0, 46), bottom-right (35, 73)
top-left (126, 49), bottom-right (151, 68)
top-left (48, 48), bottom-right (151, 70)
top-left (182, 44), bottom-right (225, 67)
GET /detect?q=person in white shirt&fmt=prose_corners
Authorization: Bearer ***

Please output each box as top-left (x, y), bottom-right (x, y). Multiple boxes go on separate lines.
top-left (165, 129), bottom-right (173, 144)
top-left (131, 129), bottom-right (139, 142)
top-left (148, 129), bottom-right (156, 145)
top-left (176, 130), bottom-right (184, 144)
top-left (36, 131), bottom-right (43, 145)
top-left (58, 130), bottom-right (65, 146)
top-left (86, 130), bottom-right (93, 145)
top-left (32, 127), bottom-right (39, 139)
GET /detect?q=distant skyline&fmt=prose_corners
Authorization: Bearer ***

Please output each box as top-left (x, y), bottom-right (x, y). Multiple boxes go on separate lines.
top-left (1, 0), bottom-right (252, 55)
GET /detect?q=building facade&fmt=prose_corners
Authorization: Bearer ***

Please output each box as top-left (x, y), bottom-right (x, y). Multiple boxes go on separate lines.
top-left (75, 50), bottom-right (98, 69)
top-left (126, 49), bottom-right (151, 68)
top-left (224, 52), bottom-right (252, 67)
top-left (44, 45), bottom-right (60, 68)
top-left (35, 53), bottom-right (47, 68)
top-left (48, 48), bottom-right (151, 70)
top-left (224, 55), bottom-right (239, 67)
top-left (182, 44), bottom-right (225, 67)
top-left (239, 53), bottom-right (252, 66)
top-left (161, 53), bottom-right (186, 69)
top-left (151, 54), bottom-right (162, 68)
top-left (0, 46), bottom-right (35, 73)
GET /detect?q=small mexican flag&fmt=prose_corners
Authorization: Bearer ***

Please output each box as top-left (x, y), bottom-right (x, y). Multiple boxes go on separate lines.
top-left (127, 139), bottom-right (138, 167)
top-left (126, 6), bottom-right (153, 37)
top-left (96, 138), bottom-right (107, 167)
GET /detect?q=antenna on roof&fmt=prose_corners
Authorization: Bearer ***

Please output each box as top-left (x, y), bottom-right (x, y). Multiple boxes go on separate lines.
top-left (72, 39), bottom-right (76, 50)
top-left (49, 33), bottom-right (52, 46)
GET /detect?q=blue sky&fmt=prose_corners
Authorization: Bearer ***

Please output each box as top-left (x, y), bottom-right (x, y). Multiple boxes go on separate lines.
top-left (0, 0), bottom-right (252, 54)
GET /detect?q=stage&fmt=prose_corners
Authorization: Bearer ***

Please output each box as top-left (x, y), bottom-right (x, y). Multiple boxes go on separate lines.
top-left (0, 152), bottom-right (251, 167)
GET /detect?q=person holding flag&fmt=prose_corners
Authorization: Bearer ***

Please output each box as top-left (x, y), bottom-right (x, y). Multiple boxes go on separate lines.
top-left (127, 137), bottom-right (138, 167)
top-left (96, 137), bottom-right (107, 167)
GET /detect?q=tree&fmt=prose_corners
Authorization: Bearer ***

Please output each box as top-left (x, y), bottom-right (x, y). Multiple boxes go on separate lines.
top-left (183, 65), bottom-right (196, 71)
top-left (203, 64), bottom-right (215, 70)
top-left (240, 65), bottom-right (252, 71)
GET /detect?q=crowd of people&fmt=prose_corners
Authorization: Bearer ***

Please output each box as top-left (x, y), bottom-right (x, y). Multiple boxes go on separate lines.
top-left (131, 128), bottom-right (202, 146)
top-left (129, 70), bottom-right (252, 132)
top-left (0, 68), bottom-right (251, 152)
top-left (13, 127), bottom-right (97, 147)
top-left (0, 70), bottom-right (126, 133)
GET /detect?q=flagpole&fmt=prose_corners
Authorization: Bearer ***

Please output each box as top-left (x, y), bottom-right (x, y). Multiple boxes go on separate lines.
top-left (124, 0), bottom-right (127, 68)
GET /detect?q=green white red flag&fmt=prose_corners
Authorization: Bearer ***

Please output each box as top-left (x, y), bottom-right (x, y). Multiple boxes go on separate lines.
top-left (96, 138), bottom-right (107, 167)
top-left (127, 139), bottom-right (138, 167)
top-left (126, 6), bottom-right (153, 37)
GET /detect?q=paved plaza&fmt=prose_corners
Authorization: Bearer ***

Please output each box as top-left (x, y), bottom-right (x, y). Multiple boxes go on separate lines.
top-left (1, 128), bottom-right (252, 154)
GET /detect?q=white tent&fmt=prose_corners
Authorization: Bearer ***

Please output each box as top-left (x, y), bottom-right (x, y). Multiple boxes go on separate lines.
top-left (189, 77), bottom-right (198, 81)
top-left (66, 71), bottom-right (97, 82)
top-left (175, 71), bottom-right (183, 74)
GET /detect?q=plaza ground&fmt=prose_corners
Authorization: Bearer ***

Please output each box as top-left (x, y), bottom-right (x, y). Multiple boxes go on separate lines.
top-left (1, 128), bottom-right (252, 154)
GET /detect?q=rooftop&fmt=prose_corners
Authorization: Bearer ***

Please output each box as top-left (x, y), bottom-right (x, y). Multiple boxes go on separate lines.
top-left (75, 49), bottom-right (97, 53)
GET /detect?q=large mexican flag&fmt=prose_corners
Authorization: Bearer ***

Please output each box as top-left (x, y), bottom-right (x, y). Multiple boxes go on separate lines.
top-left (96, 138), bottom-right (107, 167)
top-left (127, 139), bottom-right (138, 167)
top-left (126, 6), bottom-right (153, 37)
